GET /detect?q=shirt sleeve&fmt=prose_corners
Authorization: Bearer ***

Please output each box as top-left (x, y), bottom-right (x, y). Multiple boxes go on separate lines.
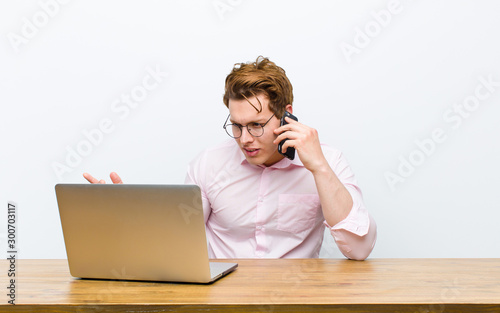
top-left (184, 150), bottom-right (212, 224)
top-left (323, 149), bottom-right (377, 260)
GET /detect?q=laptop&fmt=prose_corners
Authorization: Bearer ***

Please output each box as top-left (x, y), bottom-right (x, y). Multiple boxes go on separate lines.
top-left (55, 184), bottom-right (237, 283)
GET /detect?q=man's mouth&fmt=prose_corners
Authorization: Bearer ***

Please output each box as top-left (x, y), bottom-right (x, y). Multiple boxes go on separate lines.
top-left (243, 148), bottom-right (260, 156)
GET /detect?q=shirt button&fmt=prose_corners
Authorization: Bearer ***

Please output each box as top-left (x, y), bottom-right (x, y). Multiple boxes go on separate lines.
top-left (256, 225), bottom-right (262, 230)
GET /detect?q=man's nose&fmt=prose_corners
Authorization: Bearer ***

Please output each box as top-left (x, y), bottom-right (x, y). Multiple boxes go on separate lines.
top-left (239, 127), bottom-right (254, 144)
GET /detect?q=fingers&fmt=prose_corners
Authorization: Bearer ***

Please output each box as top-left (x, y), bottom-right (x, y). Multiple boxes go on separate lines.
top-left (281, 116), bottom-right (299, 129)
top-left (274, 117), bottom-right (300, 135)
top-left (83, 173), bottom-right (101, 184)
top-left (110, 172), bottom-right (123, 184)
top-left (284, 116), bottom-right (297, 124)
top-left (83, 172), bottom-right (123, 184)
top-left (273, 129), bottom-right (300, 145)
top-left (279, 139), bottom-right (296, 153)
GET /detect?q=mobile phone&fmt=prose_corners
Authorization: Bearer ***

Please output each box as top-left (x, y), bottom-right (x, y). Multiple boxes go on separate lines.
top-left (278, 111), bottom-right (298, 160)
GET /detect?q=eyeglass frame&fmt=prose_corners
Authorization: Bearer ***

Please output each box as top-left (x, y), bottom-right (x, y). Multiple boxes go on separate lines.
top-left (222, 113), bottom-right (276, 139)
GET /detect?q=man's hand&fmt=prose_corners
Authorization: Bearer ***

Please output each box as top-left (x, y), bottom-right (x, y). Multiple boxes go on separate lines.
top-left (83, 172), bottom-right (123, 184)
top-left (273, 117), bottom-right (329, 174)
top-left (274, 117), bottom-right (353, 226)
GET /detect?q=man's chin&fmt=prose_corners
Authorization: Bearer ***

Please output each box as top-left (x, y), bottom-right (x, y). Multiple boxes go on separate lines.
top-left (244, 155), bottom-right (263, 165)
top-left (242, 151), bottom-right (284, 167)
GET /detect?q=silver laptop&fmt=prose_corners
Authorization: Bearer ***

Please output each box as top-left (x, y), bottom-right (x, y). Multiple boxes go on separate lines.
top-left (55, 184), bottom-right (237, 283)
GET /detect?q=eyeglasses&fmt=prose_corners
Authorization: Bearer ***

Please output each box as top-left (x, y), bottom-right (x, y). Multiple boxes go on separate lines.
top-left (223, 113), bottom-right (276, 139)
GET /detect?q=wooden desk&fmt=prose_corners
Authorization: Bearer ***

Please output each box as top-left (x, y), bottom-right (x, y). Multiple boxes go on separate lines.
top-left (1, 258), bottom-right (499, 312)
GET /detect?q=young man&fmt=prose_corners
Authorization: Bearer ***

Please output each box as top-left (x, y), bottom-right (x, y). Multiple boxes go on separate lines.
top-left (84, 56), bottom-right (376, 260)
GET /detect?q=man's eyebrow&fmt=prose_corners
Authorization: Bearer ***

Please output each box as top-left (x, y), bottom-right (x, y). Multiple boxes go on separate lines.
top-left (230, 117), bottom-right (266, 124)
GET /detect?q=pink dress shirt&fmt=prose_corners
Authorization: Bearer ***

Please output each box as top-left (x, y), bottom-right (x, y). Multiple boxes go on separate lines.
top-left (185, 139), bottom-right (376, 260)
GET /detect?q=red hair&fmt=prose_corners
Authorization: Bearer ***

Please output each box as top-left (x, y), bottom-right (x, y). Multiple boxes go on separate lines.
top-left (223, 56), bottom-right (293, 118)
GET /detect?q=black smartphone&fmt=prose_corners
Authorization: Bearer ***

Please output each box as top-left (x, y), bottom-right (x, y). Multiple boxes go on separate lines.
top-left (278, 111), bottom-right (298, 160)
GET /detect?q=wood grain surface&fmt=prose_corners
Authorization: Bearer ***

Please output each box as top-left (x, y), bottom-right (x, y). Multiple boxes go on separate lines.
top-left (1, 258), bottom-right (499, 312)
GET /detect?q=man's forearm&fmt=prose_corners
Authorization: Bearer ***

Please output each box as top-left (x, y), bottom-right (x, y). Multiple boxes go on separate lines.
top-left (311, 164), bottom-right (353, 227)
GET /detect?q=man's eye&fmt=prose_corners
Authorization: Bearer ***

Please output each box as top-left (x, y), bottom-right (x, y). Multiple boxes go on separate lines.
top-left (249, 123), bottom-right (262, 128)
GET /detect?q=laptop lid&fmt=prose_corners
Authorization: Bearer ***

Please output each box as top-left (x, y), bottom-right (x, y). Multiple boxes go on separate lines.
top-left (55, 184), bottom-right (237, 283)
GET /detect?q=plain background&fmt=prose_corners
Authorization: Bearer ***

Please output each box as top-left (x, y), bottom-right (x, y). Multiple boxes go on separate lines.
top-left (1, 0), bottom-right (499, 259)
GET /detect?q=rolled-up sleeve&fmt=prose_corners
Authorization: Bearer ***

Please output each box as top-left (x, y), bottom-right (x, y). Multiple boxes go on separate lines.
top-left (324, 210), bottom-right (377, 261)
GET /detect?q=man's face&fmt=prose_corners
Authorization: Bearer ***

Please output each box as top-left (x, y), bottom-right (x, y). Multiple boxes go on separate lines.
top-left (228, 95), bottom-right (284, 167)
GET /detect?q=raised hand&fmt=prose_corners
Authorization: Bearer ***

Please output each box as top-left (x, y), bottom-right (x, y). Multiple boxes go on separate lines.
top-left (273, 117), bottom-right (328, 174)
top-left (83, 172), bottom-right (123, 184)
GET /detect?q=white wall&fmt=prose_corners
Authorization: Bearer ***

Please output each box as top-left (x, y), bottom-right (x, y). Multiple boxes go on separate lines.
top-left (1, 0), bottom-right (499, 259)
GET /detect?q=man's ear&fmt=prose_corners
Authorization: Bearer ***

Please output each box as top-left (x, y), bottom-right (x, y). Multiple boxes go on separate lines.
top-left (285, 104), bottom-right (293, 114)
